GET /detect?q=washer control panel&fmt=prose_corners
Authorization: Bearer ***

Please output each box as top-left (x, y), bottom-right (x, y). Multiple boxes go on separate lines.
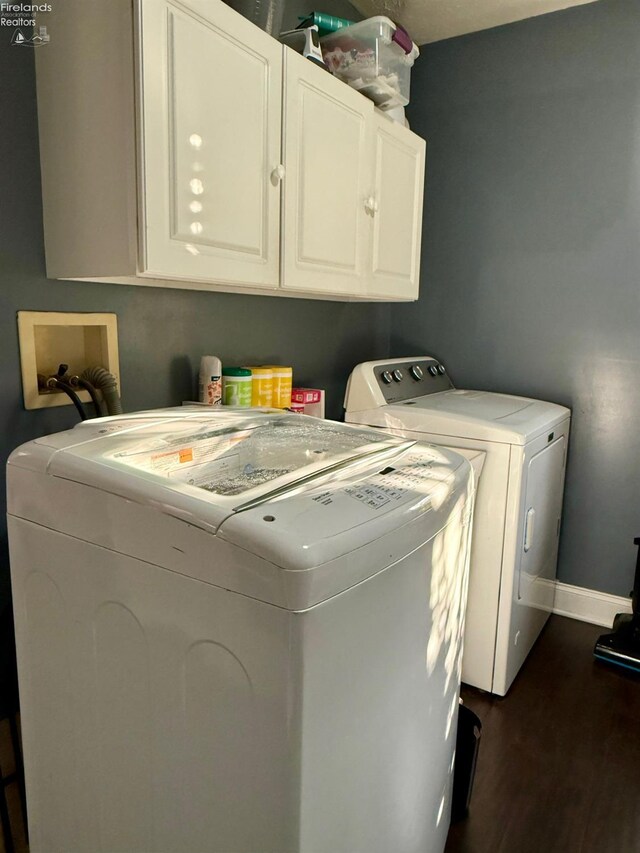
top-left (375, 359), bottom-right (452, 403)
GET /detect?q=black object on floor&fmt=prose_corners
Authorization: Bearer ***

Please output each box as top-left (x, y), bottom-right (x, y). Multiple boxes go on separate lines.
top-left (0, 601), bottom-right (28, 853)
top-left (451, 703), bottom-right (482, 823)
top-left (594, 536), bottom-right (640, 672)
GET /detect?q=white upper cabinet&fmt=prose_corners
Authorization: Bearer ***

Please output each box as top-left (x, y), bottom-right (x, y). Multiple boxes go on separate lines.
top-left (35, 0), bottom-right (426, 301)
top-left (282, 52), bottom-right (425, 300)
top-left (282, 51), bottom-right (370, 296)
top-left (139, 0), bottom-right (282, 288)
top-left (369, 114), bottom-right (425, 300)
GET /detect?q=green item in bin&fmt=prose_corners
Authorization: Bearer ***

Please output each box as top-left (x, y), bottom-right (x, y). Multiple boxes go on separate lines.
top-left (297, 12), bottom-right (354, 36)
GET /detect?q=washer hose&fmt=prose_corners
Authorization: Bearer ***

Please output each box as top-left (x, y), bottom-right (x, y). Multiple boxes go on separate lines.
top-left (80, 366), bottom-right (122, 416)
top-left (69, 376), bottom-right (105, 418)
top-left (51, 378), bottom-right (88, 421)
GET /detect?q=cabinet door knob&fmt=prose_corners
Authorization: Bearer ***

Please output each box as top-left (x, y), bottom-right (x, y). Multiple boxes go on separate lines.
top-left (364, 196), bottom-right (375, 214)
top-left (372, 198), bottom-right (379, 214)
top-left (270, 164), bottom-right (286, 185)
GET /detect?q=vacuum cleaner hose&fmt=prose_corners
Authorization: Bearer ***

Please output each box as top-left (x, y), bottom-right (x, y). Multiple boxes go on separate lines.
top-left (80, 366), bottom-right (123, 416)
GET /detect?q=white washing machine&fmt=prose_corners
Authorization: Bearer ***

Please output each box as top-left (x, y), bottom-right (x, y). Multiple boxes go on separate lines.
top-left (345, 358), bottom-right (571, 696)
top-left (8, 407), bottom-right (477, 853)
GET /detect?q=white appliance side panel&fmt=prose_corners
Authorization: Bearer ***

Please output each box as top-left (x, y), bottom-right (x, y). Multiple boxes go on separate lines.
top-left (493, 420), bottom-right (570, 695)
top-left (346, 412), bottom-right (511, 694)
top-left (297, 502), bottom-right (473, 853)
top-left (9, 518), bottom-right (297, 853)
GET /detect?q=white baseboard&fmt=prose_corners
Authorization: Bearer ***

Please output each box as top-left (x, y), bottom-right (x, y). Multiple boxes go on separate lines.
top-left (552, 581), bottom-right (632, 628)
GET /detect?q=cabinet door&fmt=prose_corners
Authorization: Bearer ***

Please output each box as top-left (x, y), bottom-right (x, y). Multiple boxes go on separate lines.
top-left (282, 50), bottom-right (372, 296)
top-left (367, 115), bottom-right (425, 300)
top-left (139, 0), bottom-right (282, 287)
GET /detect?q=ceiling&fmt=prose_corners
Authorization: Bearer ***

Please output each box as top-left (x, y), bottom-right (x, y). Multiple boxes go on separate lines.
top-left (349, 0), bottom-right (599, 45)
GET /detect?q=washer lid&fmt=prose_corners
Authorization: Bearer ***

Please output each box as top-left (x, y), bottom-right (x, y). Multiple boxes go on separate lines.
top-left (8, 409), bottom-right (475, 606)
top-left (13, 409), bottom-right (415, 533)
top-left (217, 440), bottom-right (473, 596)
top-left (382, 390), bottom-right (570, 445)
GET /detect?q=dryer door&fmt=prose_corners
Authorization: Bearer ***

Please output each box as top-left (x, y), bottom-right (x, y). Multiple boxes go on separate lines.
top-left (518, 435), bottom-right (566, 607)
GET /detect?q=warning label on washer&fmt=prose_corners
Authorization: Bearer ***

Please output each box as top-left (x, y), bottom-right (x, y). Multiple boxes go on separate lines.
top-left (120, 431), bottom-right (252, 474)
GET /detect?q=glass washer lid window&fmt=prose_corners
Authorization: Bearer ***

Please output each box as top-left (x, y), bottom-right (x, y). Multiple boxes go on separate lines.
top-left (64, 412), bottom-right (411, 509)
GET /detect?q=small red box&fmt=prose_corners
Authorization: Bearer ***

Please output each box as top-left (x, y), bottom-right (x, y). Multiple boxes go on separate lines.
top-left (291, 387), bottom-right (322, 404)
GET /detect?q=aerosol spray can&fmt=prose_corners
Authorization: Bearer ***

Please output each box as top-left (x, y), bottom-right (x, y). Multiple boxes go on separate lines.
top-left (198, 356), bottom-right (223, 406)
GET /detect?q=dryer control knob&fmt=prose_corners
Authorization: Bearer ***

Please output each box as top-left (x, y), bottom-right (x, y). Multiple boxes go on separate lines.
top-left (437, 364), bottom-right (446, 375)
top-left (410, 365), bottom-right (424, 380)
top-left (392, 369), bottom-right (404, 382)
top-left (428, 365), bottom-right (438, 376)
top-left (381, 371), bottom-right (393, 385)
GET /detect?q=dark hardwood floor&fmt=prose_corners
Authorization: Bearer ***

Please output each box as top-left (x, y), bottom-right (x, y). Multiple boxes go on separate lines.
top-left (446, 616), bottom-right (640, 853)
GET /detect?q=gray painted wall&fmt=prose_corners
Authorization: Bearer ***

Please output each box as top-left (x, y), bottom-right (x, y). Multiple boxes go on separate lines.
top-left (4, 0), bottom-right (636, 606)
top-left (394, 0), bottom-right (640, 596)
top-left (0, 42), bottom-right (388, 605)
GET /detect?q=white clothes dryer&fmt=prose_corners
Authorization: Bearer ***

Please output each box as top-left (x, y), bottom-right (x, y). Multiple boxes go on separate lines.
top-left (345, 357), bottom-right (571, 695)
top-left (8, 407), bottom-right (476, 853)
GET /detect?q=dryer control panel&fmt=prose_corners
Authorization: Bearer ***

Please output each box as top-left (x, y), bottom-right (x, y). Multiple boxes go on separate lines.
top-left (375, 358), bottom-right (453, 403)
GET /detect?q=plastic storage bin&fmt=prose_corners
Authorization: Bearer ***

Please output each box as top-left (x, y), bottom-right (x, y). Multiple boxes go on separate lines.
top-left (320, 16), bottom-right (419, 109)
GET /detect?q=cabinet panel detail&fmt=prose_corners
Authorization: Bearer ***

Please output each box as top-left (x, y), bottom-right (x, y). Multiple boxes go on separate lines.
top-left (167, 9), bottom-right (268, 257)
top-left (296, 82), bottom-right (365, 271)
top-left (369, 118), bottom-right (425, 300)
top-left (140, 0), bottom-right (282, 287)
top-left (282, 52), bottom-right (372, 295)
